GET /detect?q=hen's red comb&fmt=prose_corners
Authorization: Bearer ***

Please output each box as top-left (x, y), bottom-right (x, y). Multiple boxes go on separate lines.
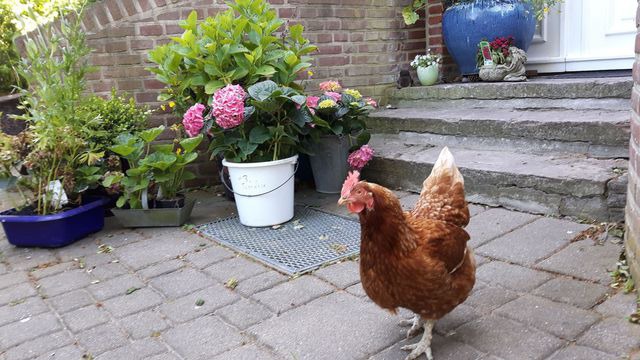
top-left (341, 171), bottom-right (360, 198)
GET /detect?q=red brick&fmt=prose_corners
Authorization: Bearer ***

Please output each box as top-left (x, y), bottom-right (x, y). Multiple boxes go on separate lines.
top-left (157, 10), bottom-right (180, 21)
top-left (318, 56), bottom-right (349, 66)
top-left (105, 41), bottom-right (128, 52)
top-left (428, 3), bottom-right (443, 14)
top-left (116, 54), bottom-right (143, 65)
top-left (144, 79), bottom-right (166, 90)
top-left (137, 0), bottom-right (152, 12)
top-left (94, 6), bottom-right (110, 26)
top-left (429, 15), bottom-right (443, 25)
top-left (92, 80), bottom-right (116, 93)
top-left (139, 24), bottom-right (164, 36)
top-left (634, 61), bottom-right (640, 83)
top-left (632, 113), bottom-right (640, 146)
top-left (165, 24), bottom-right (183, 35)
top-left (334, 33), bottom-right (348, 42)
top-left (428, 25), bottom-right (442, 36)
top-left (155, 0), bottom-right (167, 7)
top-left (429, 35), bottom-right (443, 46)
top-left (350, 33), bottom-right (364, 42)
top-left (117, 79), bottom-right (144, 91)
top-left (636, 32), bottom-right (640, 53)
top-left (121, 0), bottom-right (138, 16)
top-left (136, 92), bottom-right (160, 104)
top-left (318, 45), bottom-right (342, 55)
top-left (278, 7), bottom-right (295, 18)
top-left (130, 39), bottom-right (154, 50)
top-left (106, 1), bottom-right (123, 21)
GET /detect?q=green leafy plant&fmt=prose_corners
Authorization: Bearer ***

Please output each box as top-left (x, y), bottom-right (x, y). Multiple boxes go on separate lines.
top-left (104, 125), bottom-right (203, 208)
top-left (147, 0), bottom-right (316, 112)
top-left (5, 4), bottom-right (104, 215)
top-left (403, 0), bottom-right (564, 25)
top-left (81, 89), bottom-right (151, 152)
top-left (0, 1), bottom-right (20, 94)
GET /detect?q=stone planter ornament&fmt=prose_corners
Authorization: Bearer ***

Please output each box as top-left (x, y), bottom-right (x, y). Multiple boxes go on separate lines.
top-left (477, 37), bottom-right (528, 82)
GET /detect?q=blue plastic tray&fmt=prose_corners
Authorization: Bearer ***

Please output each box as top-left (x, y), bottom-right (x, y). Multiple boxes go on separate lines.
top-left (0, 197), bottom-right (108, 248)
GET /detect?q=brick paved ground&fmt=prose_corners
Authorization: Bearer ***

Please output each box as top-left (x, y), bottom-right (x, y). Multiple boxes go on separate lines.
top-left (0, 188), bottom-right (638, 360)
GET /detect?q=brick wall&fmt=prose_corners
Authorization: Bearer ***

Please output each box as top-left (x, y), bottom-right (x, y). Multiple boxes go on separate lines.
top-left (626, 0), bottom-right (640, 283)
top-left (61, 0), bottom-right (426, 185)
top-left (425, 0), bottom-right (457, 79)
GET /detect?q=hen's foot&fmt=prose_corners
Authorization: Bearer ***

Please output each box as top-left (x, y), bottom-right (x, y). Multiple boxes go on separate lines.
top-left (401, 320), bottom-right (435, 360)
top-left (398, 315), bottom-right (423, 339)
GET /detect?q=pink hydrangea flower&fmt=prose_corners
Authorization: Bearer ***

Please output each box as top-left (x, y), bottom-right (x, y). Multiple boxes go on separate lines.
top-left (182, 103), bottom-right (205, 137)
top-left (306, 96), bottom-right (320, 108)
top-left (212, 84), bottom-right (246, 129)
top-left (319, 80), bottom-right (341, 92)
top-left (324, 92), bottom-right (341, 102)
top-left (365, 97), bottom-right (378, 107)
top-left (348, 145), bottom-right (375, 170)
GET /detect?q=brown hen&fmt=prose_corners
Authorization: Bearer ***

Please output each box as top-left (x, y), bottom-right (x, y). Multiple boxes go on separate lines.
top-left (338, 147), bottom-right (475, 360)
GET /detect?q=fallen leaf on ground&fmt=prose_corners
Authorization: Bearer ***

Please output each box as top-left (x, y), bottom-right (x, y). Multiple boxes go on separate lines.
top-left (195, 299), bottom-right (205, 306)
top-left (97, 244), bottom-right (113, 254)
top-left (330, 243), bottom-right (348, 254)
top-left (125, 287), bottom-right (141, 295)
top-left (225, 278), bottom-right (239, 290)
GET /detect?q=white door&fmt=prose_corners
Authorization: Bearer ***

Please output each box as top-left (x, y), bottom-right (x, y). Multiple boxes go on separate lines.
top-left (527, 0), bottom-right (636, 73)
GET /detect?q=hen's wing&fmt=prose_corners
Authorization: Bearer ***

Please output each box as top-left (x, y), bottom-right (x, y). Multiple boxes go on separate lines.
top-left (411, 147), bottom-right (469, 227)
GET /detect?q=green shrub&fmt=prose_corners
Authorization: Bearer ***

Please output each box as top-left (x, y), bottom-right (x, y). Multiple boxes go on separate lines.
top-left (147, 0), bottom-right (317, 112)
top-left (0, 1), bottom-right (20, 93)
top-left (82, 89), bottom-right (151, 152)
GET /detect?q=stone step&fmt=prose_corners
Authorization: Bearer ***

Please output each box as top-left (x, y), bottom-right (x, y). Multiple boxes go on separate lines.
top-left (389, 77), bottom-right (633, 102)
top-left (368, 104), bottom-right (630, 158)
top-left (362, 134), bottom-right (628, 222)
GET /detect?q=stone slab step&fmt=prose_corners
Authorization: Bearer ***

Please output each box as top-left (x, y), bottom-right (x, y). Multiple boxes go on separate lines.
top-left (362, 134), bottom-right (628, 221)
top-left (389, 77), bottom-right (632, 101)
top-left (368, 105), bottom-right (630, 158)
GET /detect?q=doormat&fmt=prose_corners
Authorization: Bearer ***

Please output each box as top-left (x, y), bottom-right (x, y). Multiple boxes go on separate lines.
top-left (197, 206), bottom-right (360, 275)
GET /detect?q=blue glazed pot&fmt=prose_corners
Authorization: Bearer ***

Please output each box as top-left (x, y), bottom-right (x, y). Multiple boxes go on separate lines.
top-left (442, 0), bottom-right (537, 75)
top-left (0, 196), bottom-right (108, 248)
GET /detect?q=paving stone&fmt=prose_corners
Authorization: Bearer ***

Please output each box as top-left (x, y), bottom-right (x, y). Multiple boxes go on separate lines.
top-left (476, 218), bottom-right (588, 265)
top-left (464, 285), bottom-right (519, 315)
top-left (137, 259), bottom-right (184, 280)
top-left (577, 318), bottom-right (640, 356)
top-left (149, 267), bottom-right (214, 299)
top-left (548, 345), bottom-right (618, 360)
top-left (495, 294), bottom-right (600, 340)
top-left (102, 288), bottom-right (163, 318)
top-left (185, 245), bottom-right (235, 269)
top-left (234, 271), bottom-right (288, 297)
top-left (145, 354), bottom-right (181, 360)
top-left (88, 273), bottom-right (145, 301)
top-left (0, 312), bottom-right (62, 349)
top-left (469, 204), bottom-right (488, 216)
top-left (95, 338), bottom-right (167, 360)
top-left (4, 249), bottom-right (59, 271)
top-left (212, 344), bottom-right (279, 360)
top-left (55, 240), bottom-right (103, 262)
top-left (94, 228), bottom-right (146, 248)
top-left (216, 298), bottom-right (273, 330)
top-left (3, 331), bottom-right (73, 360)
top-left (250, 292), bottom-right (403, 360)
top-left (595, 291), bottom-right (639, 318)
top-left (204, 256), bottom-right (268, 283)
top-left (160, 284), bottom-right (239, 323)
top-left (88, 262), bottom-right (129, 281)
top-left (115, 232), bottom-right (202, 270)
top-left (537, 239), bottom-right (623, 283)
top-left (253, 275), bottom-right (334, 314)
top-left (76, 322), bottom-right (129, 355)
top-left (164, 315), bottom-right (244, 359)
top-left (466, 208), bottom-right (539, 248)
top-left (0, 272), bottom-right (29, 290)
top-left (454, 314), bottom-right (565, 360)
top-left (120, 310), bottom-right (169, 339)
top-left (36, 269), bottom-right (93, 297)
top-left (0, 263), bottom-right (8, 275)
top-left (371, 334), bottom-right (484, 360)
top-left (33, 345), bottom-right (85, 360)
top-left (30, 262), bottom-right (73, 280)
top-left (474, 253), bottom-right (489, 267)
top-left (46, 289), bottom-right (94, 314)
top-left (399, 194), bottom-right (419, 210)
top-left (434, 303), bottom-right (481, 335)
top-left (62, 304), bottom-right (110, 333)
top-left (532, 277), bottom-right (611, 309)
top-left (313, 260), bottom-right (360, 289)
top-left (0, 296), bottom-right (48, 327)
top-left (346, 282), bottom-right (368, 298)
top-left (476, 261), bottom-right (552, 292)
top-left (0, 282), bottom-right (36, 306)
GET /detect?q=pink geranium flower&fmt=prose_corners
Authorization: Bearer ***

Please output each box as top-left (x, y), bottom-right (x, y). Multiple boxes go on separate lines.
top-left (348, 145), bottom-right (375, 170)
top-left (324, 92), bottom-right (341, 102)
top-left (182, 103), bottom-right (205, 137)
top-left (212, 84), bottom-right (246, 129)
top-left (365, 97), bottom-right (378, 107)
top-left (319, 80), bottom-right (341, 92)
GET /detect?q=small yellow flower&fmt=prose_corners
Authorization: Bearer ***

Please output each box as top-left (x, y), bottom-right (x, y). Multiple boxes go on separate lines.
top-left (543, 6), bottom-right (549, 13)
top-left (344, 89), bottom-right (362, 100)
top-left (160, 104), bottom-right (166, 111)
top-left (318, 99), bottom-right (337, 109)
top-left (176, 148), bottom-right (183, 155)
top-left (169, 101), bottom-right (176, 108)
top-left (307, 70), bottom-right (314, 77)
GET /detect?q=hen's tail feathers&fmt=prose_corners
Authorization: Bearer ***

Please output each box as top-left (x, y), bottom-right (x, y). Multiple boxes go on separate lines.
top-left (411, 147), bottom-right (470, 227)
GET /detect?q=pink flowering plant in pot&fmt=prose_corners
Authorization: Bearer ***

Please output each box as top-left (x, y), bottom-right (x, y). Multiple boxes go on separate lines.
top-left (182, 80), bottom-right (313, 163)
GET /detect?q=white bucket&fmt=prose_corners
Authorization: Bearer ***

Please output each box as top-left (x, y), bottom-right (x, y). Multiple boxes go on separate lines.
top-left (222, 155), bottom-right (298, 227)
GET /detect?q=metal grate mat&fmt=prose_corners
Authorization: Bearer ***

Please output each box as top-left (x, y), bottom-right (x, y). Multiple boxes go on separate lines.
top-left (197, 206), bottom-right (361, 275)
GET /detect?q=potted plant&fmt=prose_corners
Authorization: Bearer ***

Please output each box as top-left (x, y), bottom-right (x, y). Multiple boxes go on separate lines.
top-left (476, 37), bottom-right (528, 82)
top-left (103, 125), bottom-right (203, 227)
top-left (183, 80), bottom-right (313, 227)
top-left (303, 80), bottom-right (377, 193)
top-left (403, 0), bottom-right (562, 75)
top-left (0, 6), bottom-right (109, 247)
top-left (410, 50), bottom-right (442, 86)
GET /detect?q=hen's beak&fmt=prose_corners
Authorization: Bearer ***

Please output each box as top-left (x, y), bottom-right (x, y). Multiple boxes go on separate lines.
top-left (337, 197), bottom-right (348, 206)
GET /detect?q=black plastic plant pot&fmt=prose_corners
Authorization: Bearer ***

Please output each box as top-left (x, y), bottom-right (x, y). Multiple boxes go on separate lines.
top-left (111, 198), bottom-right (195, 228)
top-left (0, 196), bottom-right (108, 248)
top-left (154, 195), bottom-right (186, 209)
